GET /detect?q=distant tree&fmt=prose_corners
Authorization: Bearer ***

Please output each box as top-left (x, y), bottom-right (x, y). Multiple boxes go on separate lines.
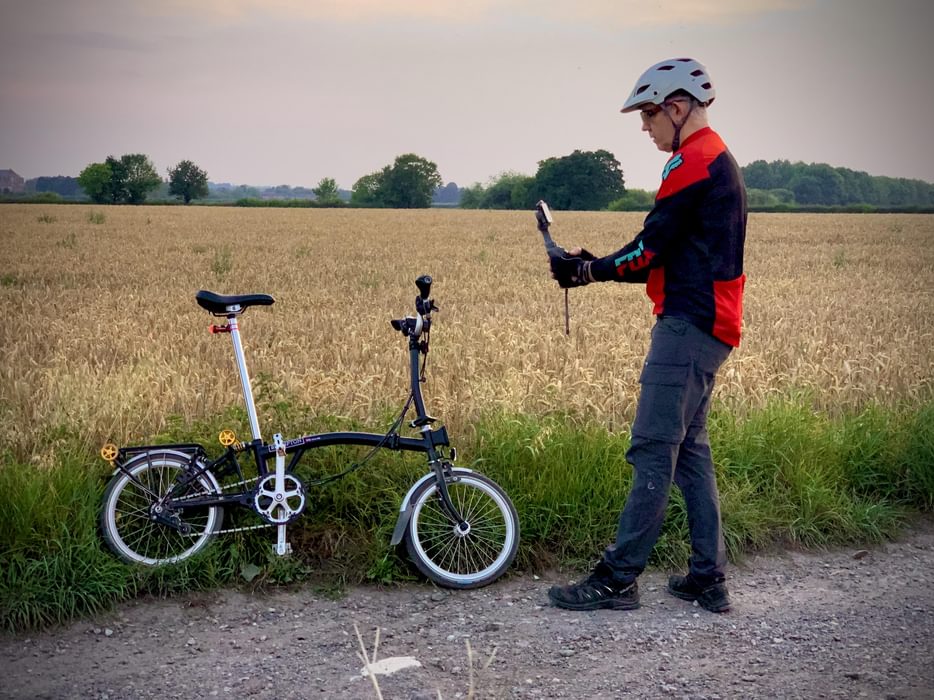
top-left (79, 154), bottom-right (157, 204)
top-left (458, 183), bottom-right (486, 209)
top-left (746, 189), bottom-right (783, 208)
top-left (790, 175), bottom-right (824, 205)
top-left (351, 172), bottom-right (384, 207)
top-left (809, 164), bottom-right (844, 205)
top-left (432, 182), bottom-right (461, 206)
top-left (534, 149), bottom-right (625, 210)
top-left (31, 176), bottom-right (81, 198)
top-left (379, 153), bottom-right (443, 208)
top-left (77, 162), bottom-right (113, 203)
top-left (742, 160), bottom-right (776, 190)
top-left (168, 160), bottom-right (209, 204)
top-left (104, 156), bottom-right (129, 203)
top-left (232, 184), bottom-right (261, 199)
top-left (771, 188), bottom-right (795, 204)
top-left (477, 172), bottom-right (537, 209)
top-left (455, 173), bottom-right (539, 210)
top-left (313, 177), bottom-right (341, 204)
top-left (119, 154), bottom-right (162, 204)
top-left (608, 189), bottom-right (656, 211)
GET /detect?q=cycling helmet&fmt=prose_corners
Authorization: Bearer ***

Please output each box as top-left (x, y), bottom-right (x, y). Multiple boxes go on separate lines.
top-left (621, 58), bottom-right (716, 113)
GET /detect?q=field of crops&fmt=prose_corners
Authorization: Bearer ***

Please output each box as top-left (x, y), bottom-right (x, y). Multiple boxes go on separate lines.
top-left (2, 203), bottom-right (933, 630)
top-left (1, 205), bottom-right (932, 463)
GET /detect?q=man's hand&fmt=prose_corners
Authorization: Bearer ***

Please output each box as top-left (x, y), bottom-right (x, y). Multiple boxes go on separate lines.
top-left (550, 248), bottom-right (596, 288)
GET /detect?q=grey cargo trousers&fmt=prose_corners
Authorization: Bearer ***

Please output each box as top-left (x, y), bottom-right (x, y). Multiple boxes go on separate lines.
top-left (603, 316), bottom-right (732, 585)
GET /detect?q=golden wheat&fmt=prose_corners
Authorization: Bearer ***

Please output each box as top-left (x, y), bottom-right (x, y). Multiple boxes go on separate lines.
top-left (1, 205), bottom-right (932, 463)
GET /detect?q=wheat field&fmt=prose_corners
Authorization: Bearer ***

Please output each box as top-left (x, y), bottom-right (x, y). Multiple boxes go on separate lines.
top-left (1, 205), bottom-right (932, 464)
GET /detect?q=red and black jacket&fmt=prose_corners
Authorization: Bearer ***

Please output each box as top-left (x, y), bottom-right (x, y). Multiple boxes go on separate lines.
top-left (590, 127), bottom-right (747, 347)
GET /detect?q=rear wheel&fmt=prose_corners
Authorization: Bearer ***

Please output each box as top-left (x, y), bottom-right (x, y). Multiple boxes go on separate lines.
top-left (100, 452), bottom-right (223, 566)
top-left (404, 470), bottom-right (519, 589)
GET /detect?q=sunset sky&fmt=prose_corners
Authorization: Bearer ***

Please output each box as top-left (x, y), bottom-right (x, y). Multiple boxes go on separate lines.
top-left (1, 0), bottom-right (931, 192)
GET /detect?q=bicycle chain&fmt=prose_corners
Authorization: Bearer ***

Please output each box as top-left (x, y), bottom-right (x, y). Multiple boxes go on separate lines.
top-left (174, 475), bottom-right (276, 536)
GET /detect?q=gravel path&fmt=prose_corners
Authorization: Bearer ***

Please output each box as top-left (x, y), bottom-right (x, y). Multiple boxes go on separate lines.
top-left (2, 519), bottom-right (933, 699)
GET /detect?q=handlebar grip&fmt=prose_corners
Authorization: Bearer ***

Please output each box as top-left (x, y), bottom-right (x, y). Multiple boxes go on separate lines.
top-left (416, 275), bottom-right (432, 300)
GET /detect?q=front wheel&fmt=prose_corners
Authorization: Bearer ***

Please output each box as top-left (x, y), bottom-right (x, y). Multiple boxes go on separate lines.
top-left (100, 451), bottom-right (224, 566)
top-left (404, 470), bottom-right (519, 589)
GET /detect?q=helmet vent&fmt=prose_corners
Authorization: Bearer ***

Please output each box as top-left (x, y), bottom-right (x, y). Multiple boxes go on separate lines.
top-left (701, 82), bottom-right (712, 89)
top-left (658, 65), bottom-right (675, 71)
top-left (635, 85), bottom-right (650, 95)
top-left (691, 69), bottom-right (705, 77)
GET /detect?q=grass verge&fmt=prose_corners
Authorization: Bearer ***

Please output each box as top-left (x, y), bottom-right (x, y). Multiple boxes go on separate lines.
top-left (1, 399), bottom-right (931, 632)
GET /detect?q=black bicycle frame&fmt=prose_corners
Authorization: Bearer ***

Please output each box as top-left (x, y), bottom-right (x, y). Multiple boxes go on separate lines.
top-left (154, 324), bottom-right (468, 529)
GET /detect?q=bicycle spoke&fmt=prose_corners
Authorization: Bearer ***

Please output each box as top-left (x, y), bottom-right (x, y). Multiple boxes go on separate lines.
top-left (408, 474), bottom-right (517, 584)
top-left (103, 457), bottom-right (221, 565)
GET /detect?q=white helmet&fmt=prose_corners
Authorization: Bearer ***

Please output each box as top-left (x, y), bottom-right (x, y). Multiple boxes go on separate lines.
top-left (621, 58), bottom-right (716, 113)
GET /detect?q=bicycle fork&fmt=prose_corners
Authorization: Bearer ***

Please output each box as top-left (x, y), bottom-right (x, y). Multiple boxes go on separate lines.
top-left (390, 455), bottom-right (469, 547)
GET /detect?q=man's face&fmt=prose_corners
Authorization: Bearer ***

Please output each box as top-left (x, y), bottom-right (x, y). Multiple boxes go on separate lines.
top-left (639, 102), bottom-right (675, 153)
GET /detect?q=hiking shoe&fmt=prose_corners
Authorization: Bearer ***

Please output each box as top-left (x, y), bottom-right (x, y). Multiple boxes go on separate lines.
top-left (548, 563), bottom-right (640, 611)
top-left (667, 574), bottom-right (731, 612)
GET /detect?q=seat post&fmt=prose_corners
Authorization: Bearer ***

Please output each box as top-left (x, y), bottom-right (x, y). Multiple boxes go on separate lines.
top-left (227, 315), bottom-right (262, 442)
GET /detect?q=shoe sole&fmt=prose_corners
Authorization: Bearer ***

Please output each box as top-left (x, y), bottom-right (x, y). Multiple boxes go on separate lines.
top-left (667, 587), bottom-right (730, 613)
top-left (547, 592), bottom-right (640, 611)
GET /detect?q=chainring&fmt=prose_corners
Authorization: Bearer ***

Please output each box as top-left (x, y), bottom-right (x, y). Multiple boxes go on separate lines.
top-left (252, 473), bottom-right (307, 525)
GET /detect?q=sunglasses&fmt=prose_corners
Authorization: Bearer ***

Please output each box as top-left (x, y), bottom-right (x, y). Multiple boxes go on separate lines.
top-left (639, 104), bottom-right (664, 123)
top-left (640, 98), bottom-right (691, 123)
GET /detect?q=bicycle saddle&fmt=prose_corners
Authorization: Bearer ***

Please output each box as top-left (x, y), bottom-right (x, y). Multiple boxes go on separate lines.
top-left (195, 290), bottom-right (275, 315)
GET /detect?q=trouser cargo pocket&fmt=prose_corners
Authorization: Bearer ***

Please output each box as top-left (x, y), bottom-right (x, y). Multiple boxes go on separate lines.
top-left (632, 362), bottom-right (690, 443)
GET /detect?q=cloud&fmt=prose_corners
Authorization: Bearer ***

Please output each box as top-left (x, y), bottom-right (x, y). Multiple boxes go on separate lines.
top-left (151, 0), bottom-right (809, 28)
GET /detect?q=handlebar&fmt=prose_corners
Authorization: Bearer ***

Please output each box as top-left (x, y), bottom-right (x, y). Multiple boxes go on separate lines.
top-left (391, 275), bottom-right (438, 340)
top-left (416, 274), bottom-right (432, 300)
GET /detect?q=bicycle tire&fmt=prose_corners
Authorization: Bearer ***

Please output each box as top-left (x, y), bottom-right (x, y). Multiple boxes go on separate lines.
top-left (404, 470), bottom-right (519, 589)
top-left (100, 451), bottom-right (223, 566)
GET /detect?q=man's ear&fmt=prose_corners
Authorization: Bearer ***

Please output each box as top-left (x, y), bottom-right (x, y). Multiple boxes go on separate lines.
top-left (673, 100), bottom-right (692, 119)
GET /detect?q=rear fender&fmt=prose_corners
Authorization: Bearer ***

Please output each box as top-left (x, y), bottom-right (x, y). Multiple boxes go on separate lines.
top-left (112, 447), bottom-right (221, 493)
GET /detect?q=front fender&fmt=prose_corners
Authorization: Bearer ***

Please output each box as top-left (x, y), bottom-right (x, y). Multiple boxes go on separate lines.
top-left (389, 467), bottom-right (474, 546)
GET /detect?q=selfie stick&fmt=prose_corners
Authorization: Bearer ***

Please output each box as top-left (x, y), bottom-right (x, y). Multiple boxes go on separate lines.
top-left (535, 200), bottom-right (571, 335)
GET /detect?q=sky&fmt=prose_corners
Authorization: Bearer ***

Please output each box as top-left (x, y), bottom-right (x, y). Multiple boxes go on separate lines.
top-left (1, 0), bottom-right (932, 192)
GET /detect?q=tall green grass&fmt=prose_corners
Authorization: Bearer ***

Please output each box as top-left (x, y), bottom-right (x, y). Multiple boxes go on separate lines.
top-left (1, 399), bottom-right (932, 632)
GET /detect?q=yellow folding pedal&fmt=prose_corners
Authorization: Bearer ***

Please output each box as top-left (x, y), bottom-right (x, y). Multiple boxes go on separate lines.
top-left (100, 443), bottom-right (118, 462)
top-left (218, 429), bottom-right (237, 447)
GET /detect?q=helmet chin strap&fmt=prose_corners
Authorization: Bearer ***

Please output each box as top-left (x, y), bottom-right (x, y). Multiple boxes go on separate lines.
top-left (666, 100), bottom-right (696, 152)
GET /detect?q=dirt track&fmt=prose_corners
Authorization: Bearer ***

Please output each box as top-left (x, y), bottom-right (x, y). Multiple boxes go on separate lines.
top-left (2, 520), bottom-right (933, 699)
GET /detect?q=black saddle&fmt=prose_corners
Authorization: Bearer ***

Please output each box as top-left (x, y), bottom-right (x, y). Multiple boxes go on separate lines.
top-left (195, 290), bottom-right (275, 316)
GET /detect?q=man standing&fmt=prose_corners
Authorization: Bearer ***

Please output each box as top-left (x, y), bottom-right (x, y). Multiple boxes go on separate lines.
top-left (547, 58), bottom-right (747, 613)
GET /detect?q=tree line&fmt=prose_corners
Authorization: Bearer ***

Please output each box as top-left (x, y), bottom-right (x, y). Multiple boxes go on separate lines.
top-left (460, 150), bottom-right (625, 211)
top-left (76, 155), bottom-right (210, 205)
top-left (744, 159), bottom-right (934, 208)
top-left (464, 157), bottom-right (934, 211)
top-left (13, 152), bottom-right (934, 211)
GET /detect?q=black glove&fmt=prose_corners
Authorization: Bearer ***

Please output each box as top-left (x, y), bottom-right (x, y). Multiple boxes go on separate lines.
top-left (550, 249), bottom-right (596, 288)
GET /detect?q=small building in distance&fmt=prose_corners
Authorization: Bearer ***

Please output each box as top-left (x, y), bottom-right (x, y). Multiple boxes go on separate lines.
top-left (0, 169), bottom-right (26, 194)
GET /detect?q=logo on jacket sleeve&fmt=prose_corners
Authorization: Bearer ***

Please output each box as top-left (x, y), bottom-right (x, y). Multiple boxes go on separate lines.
top-left (661, 153), bottom-right (684, 181)
top-left (613, 240), bottom-right (655, 277)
